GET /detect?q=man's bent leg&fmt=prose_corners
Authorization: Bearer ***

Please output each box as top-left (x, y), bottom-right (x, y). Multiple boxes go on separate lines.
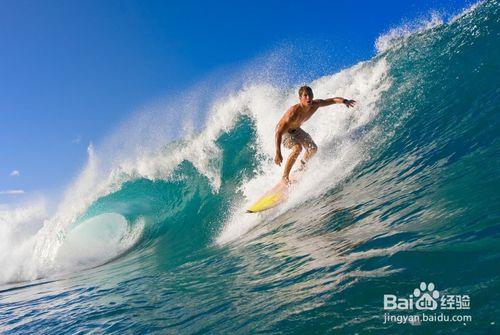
top-left (283, 144), bottom-right (302, 183)
top-left (302, 145), bottom-right (318, 164)
top-left (298, 141), bottom-right (317, 171)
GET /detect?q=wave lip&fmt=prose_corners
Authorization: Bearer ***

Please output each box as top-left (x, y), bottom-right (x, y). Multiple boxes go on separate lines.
top-left (374, 1), bottom-right (485, 53)
top-left (375, 11), bottom-right (444, 53)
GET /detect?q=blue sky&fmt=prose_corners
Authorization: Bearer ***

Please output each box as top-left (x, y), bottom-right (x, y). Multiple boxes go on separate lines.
top-left (0, 0), bottom-right (473, 202)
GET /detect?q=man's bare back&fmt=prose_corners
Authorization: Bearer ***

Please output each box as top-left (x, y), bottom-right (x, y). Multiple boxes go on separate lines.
top-left (274, 86), bottom-right (355, 183)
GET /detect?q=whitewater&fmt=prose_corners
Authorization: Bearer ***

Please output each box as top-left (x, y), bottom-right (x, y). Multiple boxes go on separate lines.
top-left (1, 1), bottom-right (499, 334)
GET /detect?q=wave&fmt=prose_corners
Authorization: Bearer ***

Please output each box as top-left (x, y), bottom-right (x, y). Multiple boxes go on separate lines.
top-left (0, 0), bottom-right (497, 286)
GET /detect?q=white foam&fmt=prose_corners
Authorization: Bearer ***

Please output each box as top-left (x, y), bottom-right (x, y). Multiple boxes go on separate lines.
top-left (0, 200), bottom-right (47, 283)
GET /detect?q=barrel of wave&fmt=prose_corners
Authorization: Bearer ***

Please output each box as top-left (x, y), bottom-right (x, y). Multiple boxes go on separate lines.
top-left (55, 213), bottom-right (143, 271)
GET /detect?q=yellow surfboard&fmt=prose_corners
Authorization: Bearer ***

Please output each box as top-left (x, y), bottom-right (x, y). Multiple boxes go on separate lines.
top-left (246, 180), bottom-right (289, 213)
top-left (246, 172), bottom-right (302, 213)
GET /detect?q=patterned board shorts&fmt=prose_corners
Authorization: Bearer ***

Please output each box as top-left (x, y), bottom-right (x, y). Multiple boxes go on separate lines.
top-left (282, 128), bottom-right (317, 150)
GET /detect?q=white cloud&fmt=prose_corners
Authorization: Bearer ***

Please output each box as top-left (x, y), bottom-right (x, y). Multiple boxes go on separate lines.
top-left (71, 135), bottom-right (82, 144)
top-left (9, 170), bottom-right (20, 177)
top-left (0, 189), bottom-right (25, 195)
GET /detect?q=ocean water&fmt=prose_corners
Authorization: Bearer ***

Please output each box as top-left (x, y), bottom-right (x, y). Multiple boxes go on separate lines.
top-left (1, 1), bottom-right (499, 334)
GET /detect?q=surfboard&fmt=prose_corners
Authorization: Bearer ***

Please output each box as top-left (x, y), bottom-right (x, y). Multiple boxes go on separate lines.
top-left (246, 172), bottom-right (301, 213)
top-left (246, 180), bottom-right (289, 213)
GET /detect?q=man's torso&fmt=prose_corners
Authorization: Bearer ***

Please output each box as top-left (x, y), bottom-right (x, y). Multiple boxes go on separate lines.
top-left (283, 102), bottom-right (320, 131)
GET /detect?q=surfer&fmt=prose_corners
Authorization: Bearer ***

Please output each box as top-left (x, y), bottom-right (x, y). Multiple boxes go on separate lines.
top-left (274, 86), bottom-right (355, 184)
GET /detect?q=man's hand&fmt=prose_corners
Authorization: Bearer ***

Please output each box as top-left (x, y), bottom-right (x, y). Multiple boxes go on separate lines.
top-left (343, 99), bottom-right (356, 108)
top-left (274, 151), bottom-right (283, 166)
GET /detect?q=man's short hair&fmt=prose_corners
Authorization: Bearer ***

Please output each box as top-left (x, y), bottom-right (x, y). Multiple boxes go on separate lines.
top-left (298, 86), bottom-right (313, 97)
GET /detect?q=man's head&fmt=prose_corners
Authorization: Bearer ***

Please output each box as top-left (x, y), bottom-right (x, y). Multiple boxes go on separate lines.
top-left (298, 86), bottom-right (314, 106)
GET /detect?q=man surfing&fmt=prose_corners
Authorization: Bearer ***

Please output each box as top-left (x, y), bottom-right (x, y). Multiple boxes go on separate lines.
top-left (275, 86), bottom-right (355, 184)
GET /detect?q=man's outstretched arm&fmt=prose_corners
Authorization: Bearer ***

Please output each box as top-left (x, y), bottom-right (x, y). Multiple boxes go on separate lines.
top-left (316, 97), bottom-right (356, 108)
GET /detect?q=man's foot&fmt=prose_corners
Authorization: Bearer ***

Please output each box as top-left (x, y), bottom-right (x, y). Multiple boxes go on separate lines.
top-left (281, 176), bottom-right (291, 185)
top-left (282, 175), bottom-right (299, 186)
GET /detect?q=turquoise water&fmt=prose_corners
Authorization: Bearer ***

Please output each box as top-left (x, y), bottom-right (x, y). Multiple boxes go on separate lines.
top-left (1, 1), bottom-right (499, 334)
